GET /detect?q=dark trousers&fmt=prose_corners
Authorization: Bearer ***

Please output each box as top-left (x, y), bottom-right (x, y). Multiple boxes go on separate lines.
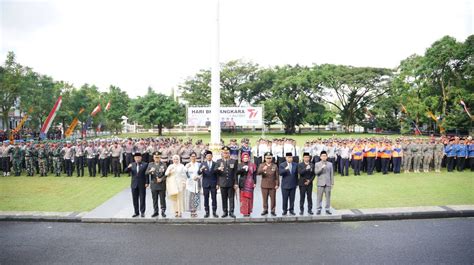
top-left (470, 157), bottom-right (474, 171)
top-left (375, 157), bottom-right (382, 172)
top-left (261, 188), bottom-right (276, 212)
top-left (339, 158), bottom-right (349, 176)
top-left (100, 159), bottom-right (108, 176)
top-left (75, 156), bottom-right (84, 176)
top-left (367, 157), bottom-right (375, 175)
top-left (312, 156), bottom-right (320, 165)
top-left (328, 157), bottom-right (336, 173)
top-left (151, 189), bottom-right (166, 213)
top-left (203, 186), bottom-right (217, 213)
top-left (87, 158), bottom-right (96, 177)
top-left (131, 187), bottom-right (146, 214)
top-left (282, 188), bottom-right (296, 212)
top-left (65, 159), bottom-right (73, 176)
top-left (446, 156), bottom-right (455, 172)
top-left (111, 157), bottom-right (121, 177)
top-left (299, 184), bottom-right (313, 212)
top-left (381, 158), bottom-right (390, 174)
top-left (393, 157), bottom-right (401, 173)
top-left (220, 186), bottom-right (234, 214)
top-left (125, 153), bottom-right (133, 172)
top-left (254, 157), bottom-right (263, 169)
top-left (353, 159), bottom-right (362, 175)
top-left (2, 157), bottom-right (10, 173)
top-left (336, 155), bottom-right (342, 174)
top-left (456, 157), bottom-right (466, 171)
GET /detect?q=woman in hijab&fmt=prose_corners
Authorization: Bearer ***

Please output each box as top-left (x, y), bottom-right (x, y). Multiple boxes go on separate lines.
top-left (165, 154), bottom-right (187, 217)
top-left (237, 152), bottom-right (257, 217)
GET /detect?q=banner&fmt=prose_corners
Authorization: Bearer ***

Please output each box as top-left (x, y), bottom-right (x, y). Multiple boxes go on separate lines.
top-left (91, 104), bottom-right (101, 117)
top-left (40, 96), bottom-right (62, 139)
top-left (105, 101), bottom-right (111, 111)
top-left (187, 106), bottom-right (263, 126)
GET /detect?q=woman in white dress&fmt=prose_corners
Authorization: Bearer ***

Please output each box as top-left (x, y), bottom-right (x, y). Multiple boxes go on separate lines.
top-left (185, 152), bottom-right (202, 217)
top-left (165, 155), bottom-right (187, 218)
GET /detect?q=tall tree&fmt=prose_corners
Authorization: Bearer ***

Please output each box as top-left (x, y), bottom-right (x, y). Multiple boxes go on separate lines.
top-left (314, 64), bottom-right (392, 132)
top-left (129, 90), bottom-right (184, 136)
top-left (103, 85), bottom-right (130, 134)
top-left (0, 52), bottom-right (25, 133)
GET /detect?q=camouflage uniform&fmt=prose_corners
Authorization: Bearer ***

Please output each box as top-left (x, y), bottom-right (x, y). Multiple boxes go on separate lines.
top-left (411, 142), bottom-right (422, 173)
top-left (12, 144), bottom-right (23, 176)
top-left (52, 145), bottom-right (62, 176)
top-left (402, 141), bottom-right (412, 173)
top-left (422, 142), bottom-right (433, 172)
top-left (37, 146), bottom-right (48, 176)
top-left (25, 145), bottom-right (36, 176)
top-left (433, 142), bottom-right (444, 173)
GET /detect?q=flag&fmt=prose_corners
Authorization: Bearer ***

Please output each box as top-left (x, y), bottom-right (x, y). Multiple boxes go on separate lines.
top-left (65, 108), bottom-right (85, 137)
top-left (401, 104), bottom-right (408, 114)
top-left (91, 104), bottom-right (101, 117)
top-left (427, 111), bottom-right (445, 134)
top-left (40, 96), bottom-right (62, 139)
top-left (460, 100), bottom-right (472, 119)
top-left (105, 101), bottom-right (111, 111)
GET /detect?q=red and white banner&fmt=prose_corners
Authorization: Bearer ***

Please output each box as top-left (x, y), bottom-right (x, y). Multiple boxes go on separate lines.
top-left (91, 104), bottom-right (101, 116)
top-left (187, 106), bottom-right (263, 126)
top-left (40, 96), bottom-right (62, 139)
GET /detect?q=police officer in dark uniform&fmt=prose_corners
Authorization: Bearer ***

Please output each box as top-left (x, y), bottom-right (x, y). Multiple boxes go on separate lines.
top-left (216, 146), bottom-right (238, 218)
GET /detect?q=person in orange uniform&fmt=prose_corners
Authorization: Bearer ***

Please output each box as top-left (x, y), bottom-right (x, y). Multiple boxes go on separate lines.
top-left (351, 141), bottom-right (364, 176)
top-left (364, 140), bottom-right (377, 175)
top-left (380, 140), bottom-right (393, 175)
top-left (392, 140), bottom-right (403, 174)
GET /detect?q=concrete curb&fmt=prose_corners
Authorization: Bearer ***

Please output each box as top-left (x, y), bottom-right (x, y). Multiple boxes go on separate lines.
top-left (1, 206), bottom-right (473, 224)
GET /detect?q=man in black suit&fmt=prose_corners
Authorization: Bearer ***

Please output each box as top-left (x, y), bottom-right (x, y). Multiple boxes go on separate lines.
top-left (279, 152), bottom-right (298, 216)
top-left (198, 150), bottom-right (218, 218)
top-left (297, 152), bottom-right (315, 215)
top-left (216, 146), bottom-right (238, 218)
top-left (145, 151), bottom-right (167, 218)
top-left (125, 152), bottom-right (149, 217)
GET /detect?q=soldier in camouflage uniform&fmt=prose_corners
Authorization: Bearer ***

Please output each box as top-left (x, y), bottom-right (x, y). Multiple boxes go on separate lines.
top-left (51, 143), bottom-right (62, 176)
top-left (12, 141), bottom-right (23, 176)
top-left (402, 139), bottom-right (412, 173)
top-left (46, 143), bottom-right (54, 174)
top-left (421, 139), bottom-right (433, 173)
top-left (37, 143), bottom-right (48, 176)
top-left (411, 139), bottom-right (423, 173)
top-left (433, 139), bottom-right (445, 173)
top-left (24, 141), bottom-right (36, 176)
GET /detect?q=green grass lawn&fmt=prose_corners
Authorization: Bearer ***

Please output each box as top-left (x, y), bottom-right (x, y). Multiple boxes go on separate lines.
top-left (331, 170), bottom-right (474, 209)
top-left (0, 175), bottom-right (129, 212)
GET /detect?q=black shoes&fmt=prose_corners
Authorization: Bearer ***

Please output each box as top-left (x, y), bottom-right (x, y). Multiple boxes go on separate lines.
top-left (270, 212), bottom-right (277, 217)
top-left (261, 211), bottom-right (268, 216)
top-left (204, 212), bottom-right (210, 218)
top-left (212, 212), bottom-right (219, 218)
top-left (317, 210), bottom-right (321, 215)
top-left (326, 210), bottom-right (332, 215)
top-left (221, 213), bottom-right (228, 218)
top-left (140, 213), bottom-right (145, 218)
top-left (282, 211), bottom-right (287, 216)
top-left (299, 211), bottom-right (304, 215)
top-left (289, 211), bottom-right (296, 216)
top-left (151, 212), bottom-right (158, 217)
top-left (161, 211), bottom-right (167, 218)
top-left (308, 210), bottom-right (314, 215)
top-left (132, 213), bottom-right (139, 218)
top-left (229, 213), bottom-right (236, 218)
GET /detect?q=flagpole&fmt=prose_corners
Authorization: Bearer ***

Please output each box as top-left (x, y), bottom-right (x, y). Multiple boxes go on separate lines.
top-left (210, 0), bottom-right (221, 155)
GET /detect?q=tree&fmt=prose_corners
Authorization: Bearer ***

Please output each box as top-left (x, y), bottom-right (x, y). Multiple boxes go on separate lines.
top-left (103, 85), bottom-right (130, 134)
top-left (305, 104), bottom-right (336, 132)
top-left (0, 52), bottom-right (25, 133)
top-left (179, 60), bottom-right (260, 106)
top-left (314, 64), bottom-right (392, 132)
top-left (129, 90), bottom-right (184, 136)
top-left (253, 65), bottom-right (323, 134)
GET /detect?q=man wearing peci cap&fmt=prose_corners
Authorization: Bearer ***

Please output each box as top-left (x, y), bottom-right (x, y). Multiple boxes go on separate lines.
top-left (314, 151), bottom-right (334, 215)
top-left (126, 152), bottom-right (149, 218)
top-left (198, 150), bottom-right (219, 218)
top-left (279, 152), bottom-right (298, 216)
top-left (297, 152), bottom-right (315, 215)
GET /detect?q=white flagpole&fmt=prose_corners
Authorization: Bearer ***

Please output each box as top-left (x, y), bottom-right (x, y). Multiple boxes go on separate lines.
top-left (210, 0), bottom-right (221, 154)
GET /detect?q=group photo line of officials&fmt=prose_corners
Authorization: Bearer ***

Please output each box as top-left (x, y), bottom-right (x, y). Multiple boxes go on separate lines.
top-left (126, 146), bottom-right (334, 219)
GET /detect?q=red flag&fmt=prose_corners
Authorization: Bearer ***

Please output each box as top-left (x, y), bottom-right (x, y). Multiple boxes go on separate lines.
top-left (40, 96), bottom-right (62, 139)
top-left (105, 101), bottom-right (111, 111)
top-left (460, 100), bottom-right (472, 118)
top-left (91, 104), bottom-right (101, 117)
